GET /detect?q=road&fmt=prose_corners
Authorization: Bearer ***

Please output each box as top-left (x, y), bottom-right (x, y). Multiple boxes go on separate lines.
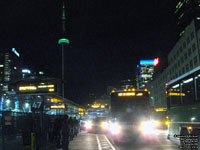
top-left (108, 130), bottom-right (180, 150)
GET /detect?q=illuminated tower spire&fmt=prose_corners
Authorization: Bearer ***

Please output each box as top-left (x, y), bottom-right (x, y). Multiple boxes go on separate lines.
top-left (58, 0), bottom-right (69, 98)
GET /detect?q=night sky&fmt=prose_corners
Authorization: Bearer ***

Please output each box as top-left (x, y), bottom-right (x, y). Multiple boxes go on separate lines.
top-left (1, 0), bottom-right (178, 104)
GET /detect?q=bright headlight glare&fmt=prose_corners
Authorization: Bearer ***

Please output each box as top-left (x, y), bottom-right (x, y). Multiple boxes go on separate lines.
top-left (85, 120), bottom-right (92, 129)
top-left (101, 121), bottom-right (109, 129)
top-left (110, 122), bottom-right (121, 134)
top-left (152, 120), bottom-right (160, 126)
top-left (139, 121), bottom-right (156, 135)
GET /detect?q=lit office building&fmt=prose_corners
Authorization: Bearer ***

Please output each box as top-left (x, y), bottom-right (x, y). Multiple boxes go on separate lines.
top-left (0, 48), bottom-right (21, 94)
top-left (136, 58), bottom-right (159, 89)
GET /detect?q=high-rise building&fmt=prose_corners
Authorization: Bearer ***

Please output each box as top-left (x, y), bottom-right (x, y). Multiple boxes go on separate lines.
top-left (175, 0), bottom-right (200, 36)
top-left (136, 58), bottom-right (159, 89)
top-left (0, 48), bottom-right (21, 94)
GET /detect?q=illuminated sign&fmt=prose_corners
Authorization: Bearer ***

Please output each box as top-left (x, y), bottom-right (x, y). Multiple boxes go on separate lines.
top-left (155, 108), bottom-right (167, 112)
top-left (140, 60), bottom-right (154, 65)
top-left (91, 104), bottom-right (106, 109)
top-left (154, 58), bottom-right (159, 66)
top-left (139, 58), bottom-right (159, 66)
top-left (78, 108), bottom-right (86, 111)
top-left (12, 48), bottom-right (20, 57)
top-left (50, 98), bottom-right (63, 103)
top-left (18, 84), bottom-right (56, 93)
top-left (19, 86), bottom-right (37, 91)
top-left (168, 93), bottom-right (185, 96)
top-left (50, 105), bottom-right (65, 109)
top-left (118, 92), bottom-right (135, 96)
top-left (118, 92), bottom-right (145, 97)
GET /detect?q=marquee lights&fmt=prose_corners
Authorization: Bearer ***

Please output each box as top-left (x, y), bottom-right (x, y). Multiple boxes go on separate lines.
top-left (19, 86), bottom-right (37, 91)
top-left (50, 105), bottom-right (65, 109)
top-left (168, 93), bottom-right (185, 96)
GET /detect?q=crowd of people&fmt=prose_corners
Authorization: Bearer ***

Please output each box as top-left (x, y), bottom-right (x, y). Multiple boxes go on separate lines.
top-left (49, 115), bottom-right (80, 150)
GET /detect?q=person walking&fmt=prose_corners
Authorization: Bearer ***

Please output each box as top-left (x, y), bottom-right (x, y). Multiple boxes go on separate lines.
top-left (61, 115), bottom-right (70, 150)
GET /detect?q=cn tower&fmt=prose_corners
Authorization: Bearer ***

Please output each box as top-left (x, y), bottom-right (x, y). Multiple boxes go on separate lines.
top-left (58, 0), bottom-right (69, 98)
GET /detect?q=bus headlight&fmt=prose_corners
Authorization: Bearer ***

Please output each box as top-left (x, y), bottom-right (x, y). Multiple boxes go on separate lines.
top-left (85, 120), bottom-right (92, 129)
top-left (152, 120), bottom-right (160, 127)
top-left (165, 121), bottom-right (169, 126)
top-left (101, 121), bottom-right (109, 129)
top-left (139, 121), bottom-right (156, 135)
top-left (109, 122), bottom-right (121, 134)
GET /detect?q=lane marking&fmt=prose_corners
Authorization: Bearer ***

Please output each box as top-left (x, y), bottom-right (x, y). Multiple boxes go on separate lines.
top-left (104, 135), bottom-right (117, 150)
top-left (96, 134), bottom-right (102, 150)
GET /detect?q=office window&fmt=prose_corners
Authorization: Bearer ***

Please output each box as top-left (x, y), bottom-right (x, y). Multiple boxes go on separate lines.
top-left (181, 56), bottom-right (184, 62)
top-left (191, 31), bottom-right (195, 40)
top-left (190, 60), bottom-right (193, 69)
top-left (188, 48), bottom-right (192, 56)
top-left (184, 52), bottom-right (188, 59)
top-left (178, 60), bottom-right (180, 67)
top-left (194, 56), bottom-right (198, 65)
top-left (186, 64), bottom-right (189, 71)
top-left (187, 36), bottom-right (190, 45)
top-left (183, 41), bottom-right (186, 49)
top-left (192, 43), bottom-right (196, 52)
top-left (179, 46), bottom-right (183, 53)
top-left (177, 50), bottom-right (179, 57)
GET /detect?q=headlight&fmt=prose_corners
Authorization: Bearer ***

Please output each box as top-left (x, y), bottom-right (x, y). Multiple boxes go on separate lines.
top-left (85, 120), bottom-right (92, 129)
top-left (109, 122), bottom-right (121, 134)
top-left (165, 121), bottom-right (169, 126)
top-left (101, 121), bottom-right (109, 129)
top-left (139, 121), bottom-right (156, 135)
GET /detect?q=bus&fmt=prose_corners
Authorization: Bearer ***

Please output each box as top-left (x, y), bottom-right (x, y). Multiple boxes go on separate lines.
top-left (150, 108), bottom-right (168, 129)
top-left (166, 66), bottom-right (200, 149)
top-left (110, 88), bottom-right (151, 124)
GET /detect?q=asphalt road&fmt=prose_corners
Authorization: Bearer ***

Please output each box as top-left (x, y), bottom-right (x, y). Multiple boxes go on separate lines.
top-left (110, 130), bottom-right (180, 150)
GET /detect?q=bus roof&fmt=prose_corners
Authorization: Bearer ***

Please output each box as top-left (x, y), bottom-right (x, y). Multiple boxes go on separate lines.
top-left (167, 66), bottom-right (200, 86)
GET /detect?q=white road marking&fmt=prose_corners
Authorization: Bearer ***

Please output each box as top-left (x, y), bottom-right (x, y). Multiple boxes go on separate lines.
top-left (104, 135), bottom-right (117, 150)
top-left (96, 134), bottom-right (102, 150)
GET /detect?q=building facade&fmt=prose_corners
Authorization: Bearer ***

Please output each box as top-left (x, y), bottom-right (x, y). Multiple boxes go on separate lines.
top-left (175, 0), bottom-right (200, 37)
top-left (136, 59), bottom-right (159, 89)
top-left (0, 48), bottom-right (21, 94)
top-left (146, 19), bottom-right (200, 108)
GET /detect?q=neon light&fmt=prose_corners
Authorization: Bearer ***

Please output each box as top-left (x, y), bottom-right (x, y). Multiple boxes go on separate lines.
top-left (140, 60), bottom-right (154, 65)
top-left (12, 48), bottom-right (20, 57)
top-left (58, 38), bottom-right (70, 44)
top-left (154, 58), bottom-right (159, 66)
